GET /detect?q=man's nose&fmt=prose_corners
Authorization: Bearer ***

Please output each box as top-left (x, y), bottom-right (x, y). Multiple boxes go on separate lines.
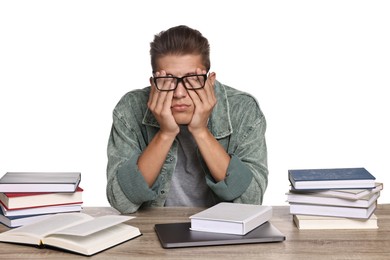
top-left (173, 81), bottom-right (187, 98)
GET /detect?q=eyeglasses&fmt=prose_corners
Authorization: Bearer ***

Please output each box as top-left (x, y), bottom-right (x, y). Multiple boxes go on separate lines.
top-left (153, 74), bottom-right (208, 91)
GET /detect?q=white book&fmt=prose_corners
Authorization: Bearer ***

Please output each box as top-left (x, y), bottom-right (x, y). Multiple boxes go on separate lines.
top-left (286, 191), bottom-right (380, 208)
top-left (289, 182), bottom-right (383, 200)
top-left (189, 202), bottom-right (272, 235)
top-left (289, 202), bottom-right (376, 219)
top-left (293, 214), bottom-right (378, 230)
top-left (1, 203), bottom-right (82, 217)
top-left (0, 213), bottom-right (141, 256)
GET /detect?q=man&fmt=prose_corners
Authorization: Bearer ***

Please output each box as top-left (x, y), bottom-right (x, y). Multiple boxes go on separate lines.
top-left (106, 25), bottom-right (268, 214)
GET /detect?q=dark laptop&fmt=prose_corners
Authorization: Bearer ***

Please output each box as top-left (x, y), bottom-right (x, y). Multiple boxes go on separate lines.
top-left (154, 221), bottom-right (285, 248)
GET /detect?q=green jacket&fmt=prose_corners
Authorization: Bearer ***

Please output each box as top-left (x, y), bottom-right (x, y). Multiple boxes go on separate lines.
top-left (106, 81), bottom-right (268, 213)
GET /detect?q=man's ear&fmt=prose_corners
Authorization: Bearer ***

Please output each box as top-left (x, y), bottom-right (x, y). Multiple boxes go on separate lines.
top-left (209, 72), bottom-right (216, 87)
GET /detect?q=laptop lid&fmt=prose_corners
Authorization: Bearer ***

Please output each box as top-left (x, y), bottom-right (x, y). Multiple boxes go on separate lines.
top-left (154, 222), bottom-right (285, 249)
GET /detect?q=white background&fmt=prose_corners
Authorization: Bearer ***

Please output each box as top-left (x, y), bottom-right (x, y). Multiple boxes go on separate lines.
top-left (1, 1), bottom-right (389, 206)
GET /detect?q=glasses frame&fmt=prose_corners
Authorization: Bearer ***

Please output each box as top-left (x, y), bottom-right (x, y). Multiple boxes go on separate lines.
top-left (152, 74), bottom-right (208, 91)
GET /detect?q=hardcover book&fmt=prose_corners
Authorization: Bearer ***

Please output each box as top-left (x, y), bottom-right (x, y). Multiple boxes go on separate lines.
top-left (286, 190), bottom-right (380, 208)
top-left (0, 172), bottom-right (81, 193)
top-left (189, 202), bottom-right (273, 235)
top-left (1, 203), bottom-right (82, 217)
top-left (0, 210), bottom-right (54, 228)
top-left (0, 213), bottom-right (141, 256)
top-left (0, 187), bottom-right (83, 210)
top-left (293, 214), bottom-right (378, 230)
top-left (289, 182), bottom-right (383, 200)
top-left (289, 202), bottom-right (376, 219)
top-left (288, 168), bottom-right (376, 190)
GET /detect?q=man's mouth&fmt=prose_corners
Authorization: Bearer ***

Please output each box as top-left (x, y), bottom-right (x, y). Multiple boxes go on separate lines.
top-left (171, 104), bottom-right (190, 112)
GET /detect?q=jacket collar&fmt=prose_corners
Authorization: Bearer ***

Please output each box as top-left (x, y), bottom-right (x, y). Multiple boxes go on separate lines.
top-left (142, 80), bottom-right (232, 139)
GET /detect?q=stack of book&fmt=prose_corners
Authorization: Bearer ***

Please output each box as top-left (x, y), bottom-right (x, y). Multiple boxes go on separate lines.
top-left (286, 167), bottom-right (383, 230)
top-left (154, 202), bottom-right (285, 248)
top-left (0, 172), bottom-right (83, 227)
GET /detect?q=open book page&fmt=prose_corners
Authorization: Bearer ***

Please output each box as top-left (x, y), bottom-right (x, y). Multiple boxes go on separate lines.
top-left (43, 223), bottom-right (141, 256)
top-left (0, 213), bottom-right (93, 245)
top-left (51, 215), bottom-right (134, 236)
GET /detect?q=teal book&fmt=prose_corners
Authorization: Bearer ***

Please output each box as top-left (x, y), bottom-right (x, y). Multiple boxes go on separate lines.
top-left (288, 167), bottom-right (376, 190)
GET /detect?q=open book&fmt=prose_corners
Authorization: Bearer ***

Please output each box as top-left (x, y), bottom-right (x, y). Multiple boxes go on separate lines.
top-left (0, 212), bottom-right (141, 256)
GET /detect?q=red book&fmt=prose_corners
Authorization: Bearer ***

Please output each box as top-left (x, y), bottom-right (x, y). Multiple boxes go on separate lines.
top-left (0, 187), bottom-right (83, 210)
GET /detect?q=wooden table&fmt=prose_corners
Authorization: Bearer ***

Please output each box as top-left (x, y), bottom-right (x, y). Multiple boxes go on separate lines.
top-left (0, 204), bottom-right (389, 259)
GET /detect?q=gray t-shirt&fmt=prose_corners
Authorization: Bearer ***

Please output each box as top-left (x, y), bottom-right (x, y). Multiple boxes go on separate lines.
top-left (165, 125), bottom-right (215, 207)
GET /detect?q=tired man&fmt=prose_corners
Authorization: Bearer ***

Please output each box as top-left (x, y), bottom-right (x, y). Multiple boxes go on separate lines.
top-left (106, 25), bottom-right (268, 213)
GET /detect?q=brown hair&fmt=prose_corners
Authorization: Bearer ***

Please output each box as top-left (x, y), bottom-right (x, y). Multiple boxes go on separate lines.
top-left (150, 25), bottom-right (210, 72)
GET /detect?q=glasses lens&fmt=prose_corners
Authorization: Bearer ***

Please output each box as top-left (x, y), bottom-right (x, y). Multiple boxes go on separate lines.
top-left (183, 75), bottom-right (206, 90)
top-left (155, 77), bottom-right (177, 91)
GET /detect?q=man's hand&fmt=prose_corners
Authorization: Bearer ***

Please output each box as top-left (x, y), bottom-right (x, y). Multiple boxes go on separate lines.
top-left (186, 70), bottom-right (229, 182)
top-left (187, 68), bottom-right (217, 135)
top-left (148, 70), bottom-right (180, 137)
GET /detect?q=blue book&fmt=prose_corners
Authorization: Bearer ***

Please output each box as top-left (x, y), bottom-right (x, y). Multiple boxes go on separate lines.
top-left (0, 208), bottom-right (54, 228)
top-left (288, 167), bottom-right (376, 190)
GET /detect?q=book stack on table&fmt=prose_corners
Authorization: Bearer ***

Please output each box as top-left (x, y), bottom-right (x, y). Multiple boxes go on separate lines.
top-left (155, 202), bottom-right (285, 249)
top-left (0, 172), bottom-right (83, 227)
top-left (286, 167), bottom-right (383, 230)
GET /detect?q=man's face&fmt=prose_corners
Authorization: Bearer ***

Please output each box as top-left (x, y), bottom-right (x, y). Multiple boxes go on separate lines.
top-left (155, 54), bottom-right (206, 125)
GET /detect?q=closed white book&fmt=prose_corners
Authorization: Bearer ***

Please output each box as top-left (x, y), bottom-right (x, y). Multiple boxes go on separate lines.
top-left (289, 182), bottom-right (383, 200)
top-left (1, 203), bottom-right (82, 217)
top-left (289, 202), bottom-right (376, 219)
top-left (286, 191), bottom-right (380, 208)
top-left (293, 214), bottom-right (378, 230)
top-left (189, 202), bottom-right (272, 235)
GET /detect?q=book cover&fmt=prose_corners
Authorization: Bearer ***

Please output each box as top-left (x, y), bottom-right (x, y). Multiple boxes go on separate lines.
top-left (0, 213), bottom-right (141, 256)
top-left (289, 202), bottom-right (376, 219)
top-left (0, 187), bottom-right (83, 210)
top-left (293, 214), bottom-right (378, 230)
top-left (0, 172), bottom-right (81, 193)
top-left (288, 168), bottom-right (376, 190)
top-left (286, 190), bottom-right (380, 208)
top-left (189, 202), bottom-right (273, 235)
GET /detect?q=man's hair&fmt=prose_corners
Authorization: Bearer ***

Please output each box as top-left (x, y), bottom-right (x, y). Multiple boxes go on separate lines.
top-left (150, 25), bottom-right (210, 72)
